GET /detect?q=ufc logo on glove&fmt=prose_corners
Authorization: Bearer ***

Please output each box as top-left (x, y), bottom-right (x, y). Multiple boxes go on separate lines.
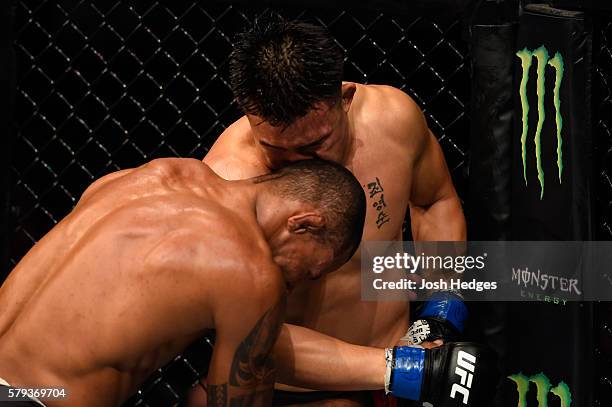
top-left (450, 351), bottom-right (477, 404)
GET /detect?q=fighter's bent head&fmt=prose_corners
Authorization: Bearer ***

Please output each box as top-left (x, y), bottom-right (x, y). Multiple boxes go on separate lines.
top-left (253, 159), bottom-right (365, 280)
top-left (230, 14), bottom-right (343, 127)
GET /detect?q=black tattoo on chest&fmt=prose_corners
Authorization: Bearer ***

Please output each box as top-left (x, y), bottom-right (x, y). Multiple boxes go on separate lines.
top-left (365, 177), bottom-right (391, 229)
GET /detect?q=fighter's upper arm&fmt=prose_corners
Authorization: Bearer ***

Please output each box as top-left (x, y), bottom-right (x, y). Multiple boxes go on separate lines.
top-left (380, 86), bottom-right (455, 208)
top-left (203, 119), bottom-right (263, 181)
top-left (204, 154), bottom-right (258, 181)
top-left (410, 129), bottom-right (456, 208)
top-left (207, 262), bottom-right (286, 406)
top-left (203, 128), bottom-right (239, 179)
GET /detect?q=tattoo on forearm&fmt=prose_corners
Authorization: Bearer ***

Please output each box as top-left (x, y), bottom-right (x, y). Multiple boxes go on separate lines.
top-left (233, 390), bottom-right (272, 407)
top-left (208, 299), bottom-right (284, 406)
top-left (208, 384), bottom-right (227, 407)
top-left (365, 177), bottom-right (391, 229)
top-left (229, 299), bottom-right (284, 387)
top-left (208, 387), bottom-right (272, 407)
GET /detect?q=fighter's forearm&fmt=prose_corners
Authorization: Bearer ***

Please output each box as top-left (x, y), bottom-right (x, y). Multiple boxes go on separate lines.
top-left (273, 323), bottom-right (386, 391)
top-left (410, 195), bottom-right (466, 295)
top-left (411, 194), bottom-right (466, 242)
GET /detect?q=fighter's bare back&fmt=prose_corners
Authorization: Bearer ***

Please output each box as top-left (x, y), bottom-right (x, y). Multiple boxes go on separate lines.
top-left (0, 158), bottom-right (281, 406)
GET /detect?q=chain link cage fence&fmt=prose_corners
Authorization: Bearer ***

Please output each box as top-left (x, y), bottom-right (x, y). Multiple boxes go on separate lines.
top-left (8, 0), bottom-right (470, 269)
top-left (3, 0), bottom-right (611, 405)
top-left (8, 2), bottom-right (471, 405)
top-left (593, 12), bottom-right (612, 407)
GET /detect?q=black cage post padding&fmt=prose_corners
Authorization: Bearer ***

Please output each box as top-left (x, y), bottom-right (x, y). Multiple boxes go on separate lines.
top-left (467, 22), bottom-right (515, 240)
top-left (0, 0), bottom-right (17, 281)
top-left (465, 20), bottom-right (516, 407)
top-left (503, 5), bottom-right (594, 407)
top-left (511, 5), bottom-right (593, 240)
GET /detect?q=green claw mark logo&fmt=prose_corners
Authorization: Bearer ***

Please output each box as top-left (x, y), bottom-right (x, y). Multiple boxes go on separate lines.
top-left (508, 372), bottom-right (572, 407)
top-left (516, 46), bottom-right (565, 199)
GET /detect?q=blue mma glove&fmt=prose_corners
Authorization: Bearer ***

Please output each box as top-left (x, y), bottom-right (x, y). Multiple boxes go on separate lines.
top-left (403, 290), bottom-right (467, 344)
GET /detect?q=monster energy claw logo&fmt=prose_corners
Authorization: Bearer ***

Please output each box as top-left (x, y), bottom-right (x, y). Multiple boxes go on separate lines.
top-left (508, 372), bottom-right (572, 407)
top-left (516, 45), bottom-right (565, 199)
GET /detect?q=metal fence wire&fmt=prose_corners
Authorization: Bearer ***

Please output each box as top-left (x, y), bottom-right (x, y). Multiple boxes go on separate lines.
top-left (10, 0), bottom-right (470, 267)
top-left (595, 17), bottom-right (612, 239)
top-left (593, 13), bottom-right (612, 407)
top-left (11, 2), bottom-right (470, 404)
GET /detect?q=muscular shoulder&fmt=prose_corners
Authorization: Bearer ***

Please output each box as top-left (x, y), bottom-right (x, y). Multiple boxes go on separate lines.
top-left (357, 84), bottom-right (429, 156)
top-left (141, 221), bottom-right (284, 331)
top-left (144, 215), bottom-right (282, 296)
top-left (204, 117), bottom-right (269, 180)
top-left (184, 225), bottom-right (284, 316)
top-left (140, 157), bottom-right (216, 182)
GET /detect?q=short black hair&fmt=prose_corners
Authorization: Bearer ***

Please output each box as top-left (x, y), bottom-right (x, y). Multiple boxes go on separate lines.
top-left (230, 14), bottom-right (344, 127)
top-left (254, 160), bottom-right (365, 262)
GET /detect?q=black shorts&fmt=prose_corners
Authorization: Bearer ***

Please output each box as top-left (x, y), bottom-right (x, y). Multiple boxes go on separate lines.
top-left (273, 389), bottom-right (377, 406)
top-left (272, 389), bottom-right (413, 407)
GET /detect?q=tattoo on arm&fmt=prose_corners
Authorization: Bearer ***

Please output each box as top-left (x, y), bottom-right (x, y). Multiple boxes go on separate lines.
top-left (208, 384), bottom-right (227, 407)
top-left (229, 299), bottom-right (283, 388)
top-left (365, 177), bottom-right (391, 229)
top-left (208, 299), bottom-right (285, 406)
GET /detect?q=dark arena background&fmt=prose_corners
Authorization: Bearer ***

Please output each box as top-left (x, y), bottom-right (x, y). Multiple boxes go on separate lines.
top-left (0, 0), bottom-right (611, 406)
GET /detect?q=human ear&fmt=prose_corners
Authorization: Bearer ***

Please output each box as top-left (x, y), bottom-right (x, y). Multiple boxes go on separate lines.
top-left (287, 213), bottom-right (326, 234)
top-left (341, 83), bottom-right (357, 112)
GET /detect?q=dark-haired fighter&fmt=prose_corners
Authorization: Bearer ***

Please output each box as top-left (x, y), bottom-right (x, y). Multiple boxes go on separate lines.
top-left (202, 17), bottom-right (469, 405)
top-left (0, 158), bottom-right (366, 406)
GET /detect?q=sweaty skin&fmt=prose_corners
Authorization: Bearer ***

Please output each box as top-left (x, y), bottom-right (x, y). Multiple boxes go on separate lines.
top-left (204, 83), bottom-right (465, 392)
top-left (0, 158), bottom-right (286, 406)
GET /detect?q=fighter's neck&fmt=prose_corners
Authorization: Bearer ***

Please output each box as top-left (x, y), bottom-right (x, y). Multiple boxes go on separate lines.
top-left (252, 185), bottom-right (287, 243)
top-left (336, 107), bottom-right (358, 168)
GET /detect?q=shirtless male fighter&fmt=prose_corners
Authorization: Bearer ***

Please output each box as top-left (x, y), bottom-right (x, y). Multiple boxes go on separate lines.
top-left (198, 16), bottom-right (499, 406)
top-left (0, 158), bottom-right (366, 406)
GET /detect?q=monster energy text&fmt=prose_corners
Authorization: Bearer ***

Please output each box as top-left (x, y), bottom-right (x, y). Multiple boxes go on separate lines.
top-left (516, 46), bottom-right (565, 199)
